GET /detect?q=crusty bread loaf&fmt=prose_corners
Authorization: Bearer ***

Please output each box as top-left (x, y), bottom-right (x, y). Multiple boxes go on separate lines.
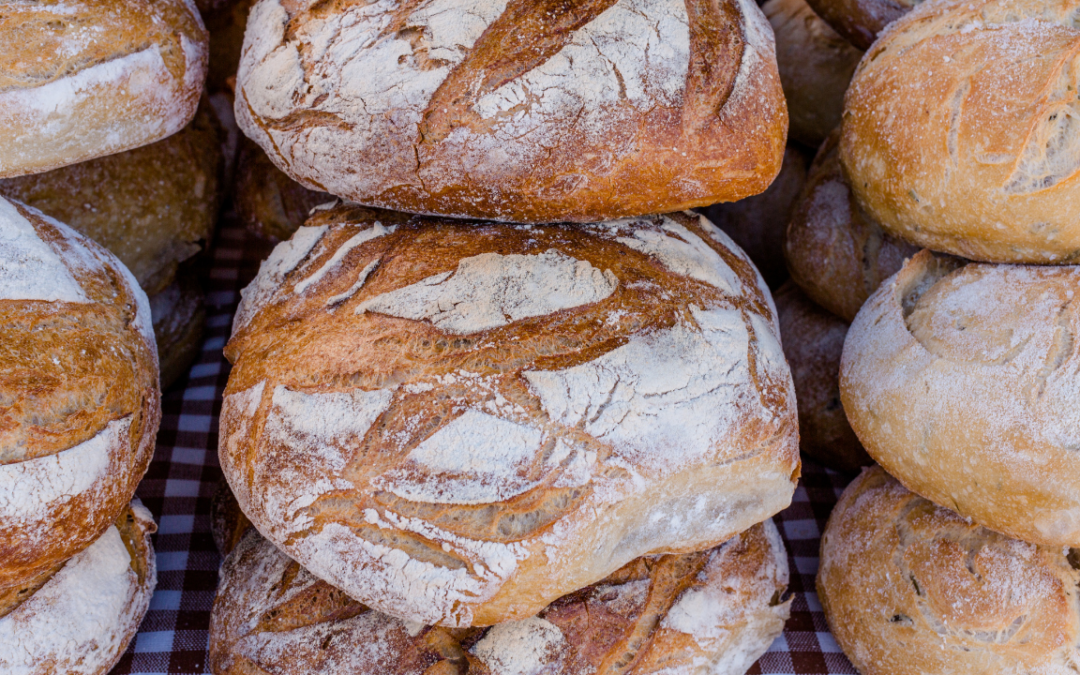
top-left (0, 197), bottom-right (160, 591)
top-left (785, 128), bottom-right (918, 322)
top-left (819, 466), bottom-right (1080, 675)
top-left (0, 0), bottom-right (208, 179)
top-left (235, 137), bottom-right (331, 247)
top-left (804, 0), bottom-right (922, 49)
top-left (234, 0), bottom-right (787, 223)
top-left (764, 0), bottom-right (862, 148)
top-left (0, 101), bottom-right (224, 297)
top-left (842, 0), bottom-right (1080, 264)
top-left (702, 145), bottom-right (809, 288)
top-left (220, 204), bottom-right (799, 626)
top-left (0, 501), bottom-right (157, 675)
top-left (841, 251), bottom-right (1080, 547)
top-left (774, 283), bottom-right (869, 473)
top-left (211, 522), bottom-right (790, 675)
top-left (150, 268), bottom-right (207, 389)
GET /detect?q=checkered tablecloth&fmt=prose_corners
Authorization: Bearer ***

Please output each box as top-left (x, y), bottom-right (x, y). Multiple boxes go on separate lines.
top-left (108, 208), bottom-right (861, 675)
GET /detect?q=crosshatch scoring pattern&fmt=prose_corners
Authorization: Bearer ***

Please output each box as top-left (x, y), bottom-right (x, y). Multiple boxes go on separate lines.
top-left (107, 210), bottom-right (860, 675)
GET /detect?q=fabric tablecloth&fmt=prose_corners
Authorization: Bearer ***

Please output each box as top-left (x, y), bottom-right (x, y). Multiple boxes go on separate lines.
top-left (109, 209), bottom-right (860, 675)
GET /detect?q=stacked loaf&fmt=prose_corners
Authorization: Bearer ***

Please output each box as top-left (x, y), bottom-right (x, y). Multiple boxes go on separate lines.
top-left (796, 1), bottom-right (1080, 673)
top-left (209, 0), bottom-right (807, 672)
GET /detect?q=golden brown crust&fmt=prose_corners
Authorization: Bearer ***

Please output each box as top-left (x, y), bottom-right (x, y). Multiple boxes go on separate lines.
top-left (803, 0), bottom-right (922, 49)
top-left (0, 0), bottom-right (208, 178)
top-left (702, 145), bottom-right (809, 289)
top-left (210, 522), bottom-right (790, 675)
top-left (151, 268), bottom-right (207, 390)
top-left (841, 0), bottom-right (1080, 264)
top-left (234, 0), bottom-right (787, 223)
top-left (220, 204), bottom-right (798, 626)
top-left (0, 101), bottom-right (224, 296)
top-left (819, 466), bottom-right (1080, 675)
top-left (841, 251), bottom-right (1080, 546)
top-left (774, 283), bottom-right (869, 473)
top-left (764, 0), bottom-right (862, 148)
top-left (784, 128), bottom-right (919, 322)
top-left (235, 137), bottom-right (331, 246)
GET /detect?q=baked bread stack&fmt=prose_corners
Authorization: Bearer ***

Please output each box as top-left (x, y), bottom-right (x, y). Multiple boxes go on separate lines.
top-left (815, 1), bottom-right (1080, 672)
top-left (211, 0), bottom-right (804, 671)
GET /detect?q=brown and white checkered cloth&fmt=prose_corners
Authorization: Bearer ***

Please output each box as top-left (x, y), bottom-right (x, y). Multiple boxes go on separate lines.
top-left (108, 211), bottom-right (860, 675)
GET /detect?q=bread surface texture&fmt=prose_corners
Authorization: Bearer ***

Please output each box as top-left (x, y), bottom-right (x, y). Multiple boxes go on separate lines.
top-left (818, 466), bottom-right (1080, 675)
top-left (0, 501), bottom-right (158, 675)
top-left (785, 128), bottom-right (918, 322)
top-left (210, 521), bottom-right (790, 675)
top-left (804, 0), bottom-right (922, 49)
top-left (235, 137), bottom-right (331, 246)
top-left (234, 0), bottom-right (787, 223)
top-left (774, 283), bottom-right (868, 473)
top-left (0, 0), bottom-right (208, 178)
top-left (220, 204), bottom-right (799, 626)
top-left (842, 0), bottom-right (1080, 263)
top-left (841, 251), bottom-right (1080, 546)
top-left (0, 197), bottom-right (160, 590)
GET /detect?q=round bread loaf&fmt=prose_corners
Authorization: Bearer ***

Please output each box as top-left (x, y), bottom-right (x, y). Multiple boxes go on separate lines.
top-left (803, 0), bottom-right (922, 49)
top-left (819, 466), bottom-right (1080, 675)
top-left (220, 204), bottom-right (799, 627)
top-left (235, 137), bottom-right (331, 247)
top-left (211, 522), bottom-right (790, 675)
top-left (0, 0), bottom-right (209, 179)
top-left (234, 0), bottom-right (787, 223)
top-left (0, 197), bottom-right (160, 591)
top-left (785, 128), bottom-right (918, 322)
top-left (841, 251), bottom-right (1080, 547)
top-left (150, 268), bottom-right (207, 389)
top-left (0, 500), bottom-right (157, 675)
top-left (764, 0), bottom-right (862, 148)
top-left (841, 0), bottom-right (1080, 264)
top-left (774, 283), bottom-right (869, 473)
top-left (702, 145), bottom-right (809, 289)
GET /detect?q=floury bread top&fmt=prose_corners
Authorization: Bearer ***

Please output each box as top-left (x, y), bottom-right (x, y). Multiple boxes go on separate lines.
top-left (220, 204), bottom-right (799, 627)
top-left (234, 0), bottom-right (788, 222)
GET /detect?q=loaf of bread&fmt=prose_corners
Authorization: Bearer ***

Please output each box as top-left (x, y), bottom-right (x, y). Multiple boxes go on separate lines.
top-left (235, 138), bottom-right (330, 247)
top-left (220, 204), bottom-right (799, 626)
top-left (804, 0), bottom-right (923, 49)
top-left (211, 522), bottom-right (789, 675)
top-left (842, 0), bottom-right (1080, 263)
top-left (0, 501), bottom-right (157, 675)
top-left (0, 197), bottom-right (160, 590)
top-left (774, 283), bottom-right (869, 472)
top-left (702, 145), bottom-right (809, 288)
top-left (785, 128), bottom-right (918, 322)
top-left (819, 466), bottom-right (1080, 675)
top-left (764, 0), bottom-right (862, 148)
top-left (841, 251), bottom-right (1080, 546)
top-left (234, 0), bottom-right (787, 223)
top-left (0, 0), bottom-right (208, 179)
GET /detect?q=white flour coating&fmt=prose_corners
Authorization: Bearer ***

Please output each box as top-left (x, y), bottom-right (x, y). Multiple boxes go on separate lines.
top-left (234, 225), bottom-right (328, 332)
top-left (0, 524), bottom-right (149, 675)
top-left (472, 617), bottom-right (568, 675)
top-left (0, 418), bottom-right (129, 539)
top-left (219, 381), bottom-right (268, 511)
top-left (723, 0), bottom-right (776, 116)
top-left (294, 223), bottom-right (396, 295)
top-left (615, 218), bottom-right (744, 295)
top-left (0, 197), bottom-right (87, 303)
top-left (326, 259), bottom-right (379, 307)
top-left (357, 249), bottom-right (619, 333)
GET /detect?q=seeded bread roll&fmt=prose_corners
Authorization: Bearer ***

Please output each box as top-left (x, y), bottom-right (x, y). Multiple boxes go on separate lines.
top-left (841, 251), bottom-right (1080, 547)
top-left (220, 204), bottom-right (799, 627)
top-left (0, 501), bottom-right (157, 675)
top-left (211, 522), bottom-right (790, 675)
top-left (842, 0), bottom-right (1080, 264)
top-left (803, 0), bottom-right (923, 49)
top-left (819, 466), bottom-right (1080, 675)
top-left (785, 128), bottom-right (918, 322)
top-left (702, 145), bottom-right (809, 288)
top-left (235, 137), bottom-right (331, 247)
top-left (234, 0), bottom-right (787, 223)
top-left (0, 197), bottom-right (160, 591)
top-left (774, 283), bottom-right (869, 473)
top-left (0, 0), bottom-right (208, 179)
top-left (764, 0), bottom-right (862, 148)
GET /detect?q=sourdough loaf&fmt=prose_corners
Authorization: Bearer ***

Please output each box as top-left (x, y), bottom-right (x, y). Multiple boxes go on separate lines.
top-left (220, 204), bottom-right (799, 626)
top-left (0, 197), bottom-right (160, 590)
top-left (234, 0), bottom-right (787, 223)
top-left (211, 522), bottom-right (790, 675)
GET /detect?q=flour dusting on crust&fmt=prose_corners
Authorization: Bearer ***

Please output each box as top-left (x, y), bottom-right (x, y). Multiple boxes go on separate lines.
top-left (0, 197), bottom-right (86, 303)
